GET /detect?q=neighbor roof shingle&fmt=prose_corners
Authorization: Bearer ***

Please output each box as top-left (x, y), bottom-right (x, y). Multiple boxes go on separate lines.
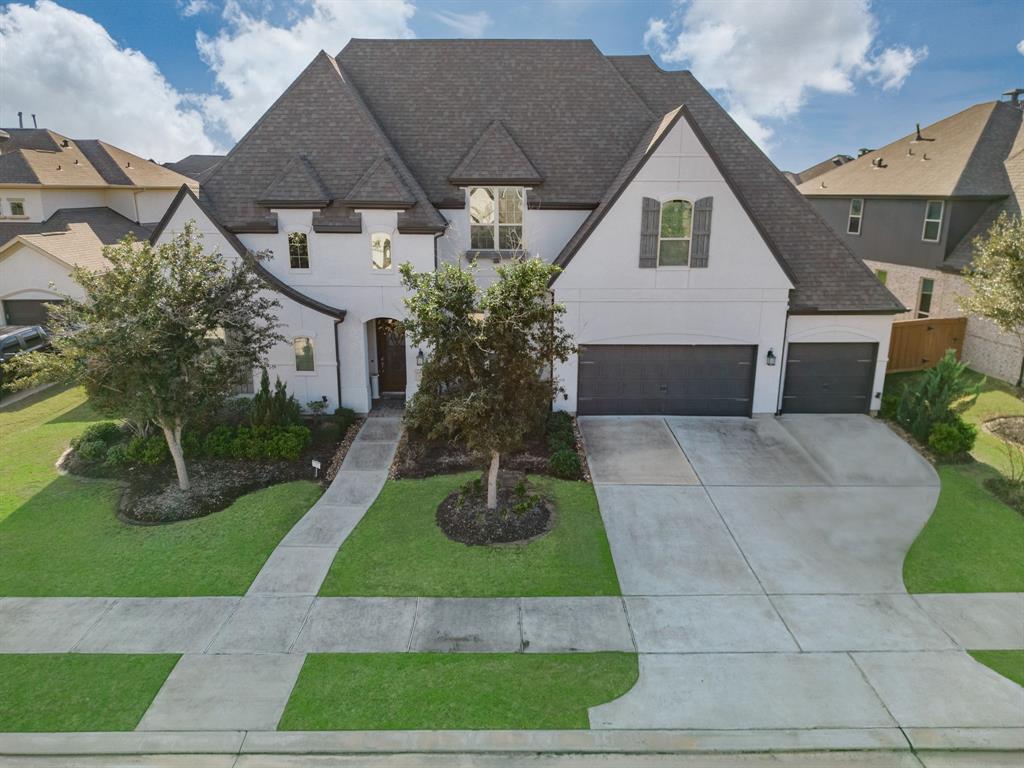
top-left (0, 207), bottom-right (150, 270)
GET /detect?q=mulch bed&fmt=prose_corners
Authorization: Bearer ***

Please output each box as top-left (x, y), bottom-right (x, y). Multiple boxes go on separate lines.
top-left (392, 435), bottom-right (551, 480)
top-left (985, 416), bottom-right (1024, 446)
top-left (324, 417), bottom-right (366, 483)
top-left (436, 474), bottom-right (553, 545)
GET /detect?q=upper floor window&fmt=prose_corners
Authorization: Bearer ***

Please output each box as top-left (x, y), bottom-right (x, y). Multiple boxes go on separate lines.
top-left (288, 232), bottom-right (309, 269)
top-left (922, 200), bottom-right (944, 242)
top-left (847, 198), bottom-right (863, 235)
top-left (658, 199), bottom-right (692, 266)
top-left (371, 232), bottom-right (392, 270)
top-left (293, 336), bottom-right (315, 372)
top-left (7, 199), bottom-right (25, 217)
top-left (916, 277), bottom-right (935, 319)
top-left (469, 187), bottom-right (523, 250)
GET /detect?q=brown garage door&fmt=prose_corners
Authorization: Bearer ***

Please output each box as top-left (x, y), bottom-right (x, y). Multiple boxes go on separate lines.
top-left (577, 344), bottom-right (757, 416)
top-left (3, 299), bottom-right (61, 327)
top-left (782, 342), bottom-right (878, 414)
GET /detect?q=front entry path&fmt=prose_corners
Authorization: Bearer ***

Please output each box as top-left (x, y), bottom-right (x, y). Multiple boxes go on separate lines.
top-left (579, 414), bottom-right (1024, 734)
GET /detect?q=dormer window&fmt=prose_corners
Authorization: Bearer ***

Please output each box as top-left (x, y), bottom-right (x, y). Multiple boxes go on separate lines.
top-left (371, 232), bottom-right (392, 270)
top-left (469, 187), bottom-right (523, 250)
top-left (288, 232), bottom-right (309, 269)
top-left (658, 199), bottom-right (692, 266)
top-left (8, 199), bottom-right (25, 217)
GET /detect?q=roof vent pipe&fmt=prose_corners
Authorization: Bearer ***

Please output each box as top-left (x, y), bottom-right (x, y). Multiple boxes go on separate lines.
top-left (31, 114), bottom-right (37, 128)
top-left (1004, 88), bottom-right (1023, 107)
top-left (17, 111), bottom-right (23, 129)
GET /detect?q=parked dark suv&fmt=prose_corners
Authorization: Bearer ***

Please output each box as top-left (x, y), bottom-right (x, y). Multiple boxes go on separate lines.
top-left (0, 325), bottom-right (51, 381)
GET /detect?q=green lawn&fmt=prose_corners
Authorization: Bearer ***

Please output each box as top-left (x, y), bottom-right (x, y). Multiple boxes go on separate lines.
top-left (279, 653), bottom-right (638, 730)
top-left (0, 654), bottom-right (178, 731)
top-left (969, 650), bottom-right (1024, 687)
top-left (319, 472), bottom-right (620, 597)
top-left (903, 465), bottom-right (1024, 592)
top-left (0, 386), bottom-right (321, 596)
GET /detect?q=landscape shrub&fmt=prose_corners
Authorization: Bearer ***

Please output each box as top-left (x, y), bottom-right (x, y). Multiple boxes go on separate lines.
top-left (103, 443), bottom-right (130, 467)
top-left (202, 425), bottom-right (235, 458)
top-left (896, 351), bottom-right (982, 442)
top-left (125, 434), bottom-right (170, 465)
top-left (229, 425), bottom-right (311, 461)
top-left (75, 439), bottom-right (108, 463)
top-left (927, 418), bottom-right (977, 457)
top-left (251, 370), bottom-right (301, 427)
top-left (71, 421), bottom-right (122, 449)
top-left (546, 411), bottom-right (575, 452)
top-left (548, 448), bottom-right (582, 480)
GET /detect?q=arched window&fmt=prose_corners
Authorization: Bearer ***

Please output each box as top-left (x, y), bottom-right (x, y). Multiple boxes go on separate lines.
top-left (371, 232), bottom-right (392, 270)
top-left (293, 336), bottom-right (315, 372)
top-left (288, 232), bottom-right (309, 269)
top-left (658, 199), bottom-right (692, 266)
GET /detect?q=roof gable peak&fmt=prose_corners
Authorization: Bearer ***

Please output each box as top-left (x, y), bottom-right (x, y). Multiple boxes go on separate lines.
top-left (449, 120), bottom-right (543, 186)
top-left (257, 154), bottom-right (332, 208)
top-left (345, 155), bottom-right (415, 208)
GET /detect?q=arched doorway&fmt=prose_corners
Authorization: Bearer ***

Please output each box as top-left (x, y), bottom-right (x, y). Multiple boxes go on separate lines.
top-left (372, 318), bottom-right (407, 396)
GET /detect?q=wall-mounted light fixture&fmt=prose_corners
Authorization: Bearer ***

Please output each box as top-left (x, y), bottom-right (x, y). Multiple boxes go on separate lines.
top-left (416, 349), bottom-right (425, 367)
top-left (766, 348), bottom-right (777, 367)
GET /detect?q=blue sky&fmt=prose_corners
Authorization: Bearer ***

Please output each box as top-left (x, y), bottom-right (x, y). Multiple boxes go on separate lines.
top-left (2, 0), bottom-right (1022, 170)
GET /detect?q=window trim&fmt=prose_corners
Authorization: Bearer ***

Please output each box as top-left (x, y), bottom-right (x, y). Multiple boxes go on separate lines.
top-left (657, 198), bottom-right (693, 268)
top-left (921, 200), bottom-right (944, 243)
top-left (468, 186), bottom-right (524, 251)
top-left (847, 198), bottom-right (863, 236)
top-left (370, 231), bottom-right (393, 271)
top-left (916, 277), bottom-right (935, 319)
top-left (287, 231), bottom-right (310, 270)
top-left (6, 198), bottom-right (26, 218)
top-left (293, 335), bottom-right (316, 373)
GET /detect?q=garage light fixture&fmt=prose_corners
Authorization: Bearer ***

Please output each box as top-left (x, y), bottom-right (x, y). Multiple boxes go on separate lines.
top-left (766, 348), bottom-right (777, 366)
top-left (416, 349), bottom-right (425, 367)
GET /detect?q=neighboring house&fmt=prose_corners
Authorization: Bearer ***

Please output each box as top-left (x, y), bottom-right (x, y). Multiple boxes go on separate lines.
top-left (163, 154), bottom-right (224, 182)
top-left (153, 40), bottom-right (903, 416)
top-left (0, 128), bottom-right (195, 325)
top-left (798, 95), bottom-right (1024, 384)
top-left (784, 154), bottom-right (854, 186)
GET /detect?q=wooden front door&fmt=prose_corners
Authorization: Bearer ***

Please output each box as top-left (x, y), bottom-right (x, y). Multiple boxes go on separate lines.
top-left (376, 319), bottom-right (407, 394)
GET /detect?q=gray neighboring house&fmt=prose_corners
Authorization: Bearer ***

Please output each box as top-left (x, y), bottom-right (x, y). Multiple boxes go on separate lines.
top-left (798, 95), bottom-right (1024, 384)
top-left (784, 154), bottom-right (854, 186)
top-left (163, 154), bottom-right (225, 183)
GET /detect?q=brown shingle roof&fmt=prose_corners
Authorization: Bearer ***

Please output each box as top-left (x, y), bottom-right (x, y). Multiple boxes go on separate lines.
top-left (0, 129), bottom-right (194, 189)
top-left (798, 102), bottom-right (1023, 198)
top-left (0, 207), bottom-right (150, 270)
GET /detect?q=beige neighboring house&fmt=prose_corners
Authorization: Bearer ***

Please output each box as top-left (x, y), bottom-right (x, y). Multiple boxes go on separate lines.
top-left (0, 128), bottom-right (196, 325)
top-left (797, 93), bottom-right (1024, 384)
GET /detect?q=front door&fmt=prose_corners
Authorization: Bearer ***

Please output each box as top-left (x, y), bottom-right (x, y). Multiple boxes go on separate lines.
top-left (375, 319), bottom-right (407, 394)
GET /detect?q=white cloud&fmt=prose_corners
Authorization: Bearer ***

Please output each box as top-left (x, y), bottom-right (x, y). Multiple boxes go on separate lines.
top-left (431, 9), bottom-right (492, 38)
top-left (197, 0), bottom-right (415, 140)
top-left (644, 0), bottom-right (927, 150)
top-left (178, 0), bottom-right (212, 17)
top-left (1017, 39), bottom-right (1024, 55)
top-left (0, 0), bottom-right (217, 161)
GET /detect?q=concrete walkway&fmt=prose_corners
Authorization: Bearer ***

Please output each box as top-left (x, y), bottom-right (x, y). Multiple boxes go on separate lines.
top-left (578, 414), bottom-right (1024, 733)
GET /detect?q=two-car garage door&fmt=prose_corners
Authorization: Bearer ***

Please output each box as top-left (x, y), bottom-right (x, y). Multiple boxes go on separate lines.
top-left (577, 344), bottom-right (756, 416)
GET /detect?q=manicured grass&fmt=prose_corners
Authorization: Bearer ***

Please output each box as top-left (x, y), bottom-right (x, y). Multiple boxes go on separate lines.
top-left (279, 653), bottom-right (638, 730)
top-left (0, 654), bottom-right (179, 731)
top-left (903, 465), bottom-right (1024, 593)
top-left (0, 386), bottom-right (322, 596)
top-left (969, 650), bottom-right (1024, 687)
top-left (319, 472), bottom-right (620, 597)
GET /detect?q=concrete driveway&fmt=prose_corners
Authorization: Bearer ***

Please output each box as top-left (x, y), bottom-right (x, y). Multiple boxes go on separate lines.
top-left (579, 414), bottom-right (1024, 733)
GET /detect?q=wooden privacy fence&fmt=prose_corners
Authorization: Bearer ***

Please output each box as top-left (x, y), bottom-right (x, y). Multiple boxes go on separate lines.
top-left (887, 316), bottom-right (967, 373)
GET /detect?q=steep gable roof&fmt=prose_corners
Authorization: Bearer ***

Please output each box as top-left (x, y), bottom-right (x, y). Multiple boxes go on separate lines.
top-left (449, 121), bottom-right (543, 186)
top-left (606, 54), bottom-right (902, 313)
top-left (345, 156), bottom-right (415, 207)
top-left (257, 154), bottom-right (332, 207)
top-left (798, 101), bottom-right (1023, 198)
top-left (198, 51), bottom-right (445, 234)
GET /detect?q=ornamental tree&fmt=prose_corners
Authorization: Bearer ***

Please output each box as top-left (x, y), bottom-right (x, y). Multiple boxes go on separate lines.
top-left (400, 258), bottom-right (575, 509)
top-left (12, 221), bottom-right (281, 490)
top-left (959, 212), bottom-right (1024, 385)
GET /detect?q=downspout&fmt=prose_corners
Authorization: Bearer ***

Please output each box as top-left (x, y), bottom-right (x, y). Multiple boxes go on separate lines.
top-left (775, 309), bottom-right (791, 415)
top-left (334, 318), bottom-right (343, 411)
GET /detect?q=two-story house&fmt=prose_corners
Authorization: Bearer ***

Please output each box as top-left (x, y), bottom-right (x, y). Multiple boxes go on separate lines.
top-left (798, 96), bottom-right (1024, 384)
top-left (152, 40), bottom-right (903, 416)
top-left (0, 128), bottom-right (195, 326)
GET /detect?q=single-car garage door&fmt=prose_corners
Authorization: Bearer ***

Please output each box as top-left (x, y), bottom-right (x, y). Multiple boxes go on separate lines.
top-left (2, 299), bottom-right (61, 327)
top-left (577, 344), bottom-right (756, 416)
top-left (782, 342), bottom-right (878, 414)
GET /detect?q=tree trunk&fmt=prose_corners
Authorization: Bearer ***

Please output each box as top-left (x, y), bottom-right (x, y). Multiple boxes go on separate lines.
top-left (161, 420), bottom-right (190, 491)
top-left (486, 450), bottom-right (500, 510)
